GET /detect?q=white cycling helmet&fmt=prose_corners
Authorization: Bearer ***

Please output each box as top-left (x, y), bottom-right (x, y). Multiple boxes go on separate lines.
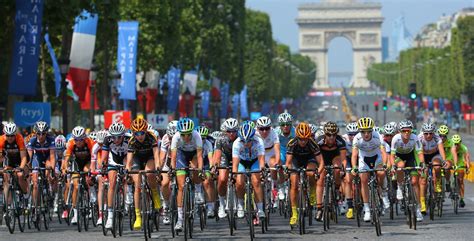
top-left (167, 120), bottom-right (178, 137)
top-left (222, 118), bottom-right (239, 131)
top-left (421, 122), bottom-right (436, 133)
top-left (72, 126), bottom-right (86, 139)
top-left (147, 123), bottom-right (154, 132)
top-left (256, 116), bottom-right (272, 128)
top-left (109, 122), bottom-right (126, 136)
top-left (55, 135), bottom-right (67, 149)
top-left (315, 129), bottom-right (325, 138)
top-left (309, 123), bottom-right (318, 134)
top-left (96, 130), bottom-right (109, 144)
top-left (398, 119), bottom-right (413, 130)
top-left (88, 131), bottom-right (97, 141)
top-left (345, 122), bottom-right (358, 135)
top-left (3, 122), bottom-right (17, 135)
top-left (34, 121), bottom-right (49, 133)
top-left (278, 113), bottom-right (293, 123)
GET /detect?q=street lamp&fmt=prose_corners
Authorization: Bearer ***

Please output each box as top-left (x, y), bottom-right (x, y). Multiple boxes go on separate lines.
top-left (58, 57), bottom-right (70, 134)
top-left (89, 61), bottom-right (99, 129)
top-left (139, 74), bottom-right (148, 119)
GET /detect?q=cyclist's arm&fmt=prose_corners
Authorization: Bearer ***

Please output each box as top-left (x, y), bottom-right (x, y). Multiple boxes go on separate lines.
top-left (380, 145), bottom-right (387, 166)
top-left (212, 149), bottom-right (222, 167)
top-left (125, 152), bottom-right (134, 171)
top-left (438, 142), bottom-right (446, 161)
top-left (340, 149), bottom-right (347, 167)
top-left (153, 146), bottom-right (160, 170)
top-left (274, 143), bottom-right (281, 165)
top-left (451, 146), bottom-right (458, 166)
top-left (390, 153), bottom-right (396, 167)
top-left (417, 151), bottom-right (424, 166)
top-left (316, 154), bottom-right (324, 174)
top-left (159, 149), bottom-right (167, 170)
top-left (465, 151), bottom-right (471, 169)
top-left (99, 150), bottom-right (109, 170)
top-left (258, 154), bottom-right (265, 171)
top-left (20, 149), bottom-right (27, 169)
top-left (27, 149), bottom-right (33, 161)
top-left (196, 148), bottom-right (203, 170)
top-left (170, 150), bottom-right (177, 169)
top-left (50, 148), bottom-right (56, 169)
top-left (286, 154), bottom-right (293, 169)
top-left (351, 147), bottom-right (359, 169)
top-left (232, 157), bottom-right (239, 174)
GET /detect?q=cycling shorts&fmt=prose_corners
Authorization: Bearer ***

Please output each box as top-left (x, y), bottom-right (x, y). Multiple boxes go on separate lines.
top-left (423, 151), bottom-right (442, 164)
top-left (359, 154), bottom-right (382, 172)
top-left (176, 150), bottom-right (197, 169)
top-left (292, 157), bottom-right (317, 170)
top-left (238, 158), bottom-right (260, 172)
top-left (321, 149), bottom-right (340, 166)
top-left (395, 151), bottom-right (417, 168)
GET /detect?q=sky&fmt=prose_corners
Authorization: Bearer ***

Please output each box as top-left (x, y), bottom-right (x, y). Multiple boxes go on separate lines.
top-left (246, 0), bottom-right (473, 85)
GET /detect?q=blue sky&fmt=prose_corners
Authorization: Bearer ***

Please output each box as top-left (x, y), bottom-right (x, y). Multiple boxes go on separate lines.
top-left (246, 0), bottom-right (472, 77)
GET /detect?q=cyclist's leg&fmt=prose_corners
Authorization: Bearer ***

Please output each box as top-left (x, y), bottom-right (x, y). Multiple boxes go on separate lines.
top-left (175, 150), bottom-right (190, 226)
top-left (131, 157), bottom-right (145, 229)
top-left (457, 169), bottom-right (465, 199)
top-left (107, 168), bottom-right (118, 218)
top-left (250, 161), bottom-right (264, 216)
top-left (161, 160), bottom-right (171, 210)
top-left (145, 158), bottom-right (161, 210)
top-left (306, 161), bottom-right (318, 205)
top-left (217, 157), bottom-right (229, 209)
top-left (343, 156), bottom-right (354, 213)
top-left (332, 156), bottom-right (342, 189)
top-left (432, 156), bottom-right (442, 191)
top-left (3, 167), bottom-right (11, 205)
top-left (31, 156), bottom-right (41, 206)
top-left (444, 159), bottom-right (453, 190)
top-left (235, 162), bottom-right (246, 216)
top-left (202, 160), bottom-right (215, 213)
top-left (289, 166), bottom-right (299, 223)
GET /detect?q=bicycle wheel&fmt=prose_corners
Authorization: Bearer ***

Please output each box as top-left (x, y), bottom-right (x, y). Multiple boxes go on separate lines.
top-left (453, 177), bottom-right (459, 214)
top-left (371, 185), bottom-right (381, 236)
top-left (82, 189), bottom-right (90, 231)
top-left (428, 180), bottom-right (435, 221)
top-left (112, 181), bottom-right (120, 237)
top-left (118, 187), bottom-right (125, 237)
top-left (407, 183), bottom-right (416, 230)
top-left (5, 187), bottom-right (16, 234)
top-left (247, 183), bottom-right (255, 241)
top-left (18, 192), bottom-right (27, 232)
top-left (170, 184), bottom-right (177, 238)
top-left (77, 185), bottom-right (83, 232)
top-left (354, 180), bottom-right (361, 227)
top-left (141, 183), bottom-right (150, 241)
top-left (298, 183), bottom-right (305, 235)
top-left (101, 184), bottom-right (108, 236)
top-left (323, 182), bottom-right (331, 231)
top-left (183, 183), bottom-right (189, 241)
top-left (42, 189), bottom-right (50, 231)
top-left (227, 184), bottom-right (235, 236)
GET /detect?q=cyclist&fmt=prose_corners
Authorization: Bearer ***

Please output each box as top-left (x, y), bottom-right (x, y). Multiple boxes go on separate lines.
top-left (391, 120), bottom-right (424, 222)
top-left (438, 125), bottom-right (454, 192)
top-left (341, 122), bottom-right (358, 219)
top-left (126, 118), bottom-right (161, 230)
top-left (0, 122), bottom-right (28, 201)
top-left (286, 122), bottom-right (323, 227)
top-left (159, 120), bottom-right (178, 225)
top-left (27, 121), bottom-right (56, 219)
top-left (232, 122), bottom-right (266, 224)
top-left (309, 124), bottom-right (319, 139)
top-left (214, 118), bottom-right (239, 219)
top-left (275, 113), bottom-right (295, 199)
top-left (61, 126), bottom-right (95, 224)
top-left (417, 122), bottom-right (446, 214)
top-left (451, 134), bottom-right (470, 208)
top-left (197, 126), bottom-right (216, 217)
top-left (88, 131), bottom-right (97, 142)
top-left (170, 117), bottom-right (203, 232)
top-left (315, 122), bottom-right (346, 221)
top-left (90, 129), bottom-right (109, 226)
top-left (351, 117), bottom-right (388, 222)
top-left (53, 135), bottom-right (67, 213)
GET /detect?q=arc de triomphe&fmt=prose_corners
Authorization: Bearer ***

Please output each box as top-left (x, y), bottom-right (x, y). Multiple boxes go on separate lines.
top-left (296, 0), bottom-right (383, 88)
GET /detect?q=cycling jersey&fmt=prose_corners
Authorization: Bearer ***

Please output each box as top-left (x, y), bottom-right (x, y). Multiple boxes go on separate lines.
top-left (391, 133), bottom-right (422, 167)
top-left (160, 134), bottom-right (172, 171)
top-left (0, 134), bottom-right (26, 167)
top-left (65, 138), bottom-right (94, 170)
top-left (214, 136), bottom-right (234, 167)
top-left (170, 131), bottom-right (202, 152)
top-left (286, 138), bottom-right (320, 169)
top-left (417, 133), bottom-right (442, 153)
top-left (275, 126), bottom-right (296, 164)
top-left (27, 135), bottom-right (55, 169)
top-left (454, 144), bottom-right (469, 168)
top-left (255, 128), bottom-right (280, 163)
top-left (443, 139), bottom-right (454, 161)
top-left (352, 131), bottom-right (384, 171)
top-left (102, 136), bottom-right (129, 168)
top-left (342, 134), bottom-right (353, 156)
top-left (128, 133), bottom-right (158, 162)
top-left (382, 136), bottom-right (391, 154)
top-left (315, 134), bottom-right (346, 166)
top-left (202, 139), bottom-right (214, 169)
top-left (232, 136), bottom-right (264, 172)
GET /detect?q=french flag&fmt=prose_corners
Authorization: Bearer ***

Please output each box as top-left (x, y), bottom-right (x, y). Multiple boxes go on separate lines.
top-left (66, 10), bottom-right (98, 101)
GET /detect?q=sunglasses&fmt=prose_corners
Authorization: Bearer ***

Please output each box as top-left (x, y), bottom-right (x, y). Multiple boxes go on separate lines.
top-left (181, 133), bottom-right (192, 137)
top-left (226, 130), bottom-right (237, 134)
top-left (37, 132), bottom-right (47, 136)
top-left (258, 127), bottom-right (271, 131)
top-left (297, 138), bottom-right (309, 143)
top-left (423, 132), bottom-right (433, 136)
top-left (134, 131), bottom-right (145, 136)
top-left (348, 133), bottom-right (356, 137)
top-left (74, 138), bottom-right (85, 142)
top-left (279, 123), bottom-right (292, 127)
top-left (325, 133), bottom-right (336, 137)
top-left (111, 135), bottom-right (124, 140)
top-left (361, 131), bottom-right (372, 134)
top-left (401, 130), bottom-right (411, 134)
top-left (6, 134), bottom-right (15, 138)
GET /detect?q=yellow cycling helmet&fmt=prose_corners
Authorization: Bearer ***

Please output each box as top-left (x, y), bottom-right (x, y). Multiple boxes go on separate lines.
top-left (296, 122), bottom-right (312, 139)
top-left (452, 134), bottom-right (462, 144)
top-left (357, 117), bottom-right (375, 131)
top-left (437, 125), bottom-right (449, 135)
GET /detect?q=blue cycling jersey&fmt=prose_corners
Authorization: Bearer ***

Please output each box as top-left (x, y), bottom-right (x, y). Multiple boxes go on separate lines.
top-left (275, 126), bottom-right (295, 162)
top-left (27, 135), bottom-right (55, 163)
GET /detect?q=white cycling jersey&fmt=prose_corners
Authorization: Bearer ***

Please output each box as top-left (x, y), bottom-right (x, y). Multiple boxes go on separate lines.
top-left (160, 134), bottom-right (172, 154)
top-left (352, 131), bottom-right (384, 158)
top-left (203, 139), bottom-right (214, 159)
top-left (232, 136), bottom-right (265, 161)
top-left (342, 134), bottom-right (353, 156)
top-left (255, 128), bottom-right (280, 149)
top-left (170, 130), bottom-right (202, 152)
top-left (417, 133), bottom-right (442, 152)
top-left (390, 133), bottom-right (422, 154)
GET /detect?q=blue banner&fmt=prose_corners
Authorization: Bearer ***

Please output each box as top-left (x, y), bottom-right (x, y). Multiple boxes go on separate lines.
top-left (250, 112), bottom-right (261, 121)
top-left (416, 98), bottom-right (422, 108)
top-left (201, 91), bottom-right (210, 118)
top-left (452, 99), bottom-right (461, 114)
top-left (427, 97), bottom-right (433, 111)
top-left (14, 102), bottom-right (51, 127)
top-left (439, 98), bottom-right (445, 112)
top-left (240, 85), bottom-right (249, 119)
top-left (261, 102), bottom-right (271, 116)
top-left (167, 67), bottom-right (181, 112)
top-left (44, 33), bottom-right (62, 97)
top-left (9, 0), bottom-right (44, 96)
top-left (117, 21), bottom-right (139, 100)
top-left (232, 94), bottom-right (239, 118)
top-left (220, 83), bottom-right (230, 118)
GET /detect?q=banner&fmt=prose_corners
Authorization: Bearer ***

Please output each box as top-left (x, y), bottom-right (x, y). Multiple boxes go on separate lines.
top-left (183, 71), bottom-right (198, 95)
top-left (220, 83), bottom-right (230, 118)
top-left (438, 98), bottom-right (445, 112)
top-left (117, 21), bottom-right (139, 100)
top-left (232, 94), bottom-right (239, 118)
top-left (44, 33), bottom-right (62, 97)
top-left (240, 85), bottom-right (249, 119)
top-left (147, 114), bottom-right (169, 130)
top-left (104, 110), bottom-right (131, 128)
top-left (167, 67), bottom-right (181, 112)
top-left (201, 91), bottom-right (210, 118)
top-left (66, 10), bottom-right (98, 101)
top-left (452, 99), bottom-right (461, 114)
top-left (14, 102), bottom-right (51, 127)
top-left (427, 96), bottom-right (434, 111)
top-left (9, 0), bottom-right (44, 96)
top-left (261, 102), bottom-right (272, 116)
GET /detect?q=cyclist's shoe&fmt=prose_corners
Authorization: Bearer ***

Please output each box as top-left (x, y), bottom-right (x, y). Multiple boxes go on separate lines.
top-left (460, 199), bottom-right (465, 208)
top-left (315, 209), bottom-right (323, 222)
top-left (90, 187), bottom-right (97, 203)
top-left (435, 180), bottom-right (442, 193)
top-left (346, 208), bottom-right (354, 219)
top-left (125, 190), bottom-right (133, 205)
top-left (383, 196), bottom-right (390, 209)
top-left (174, 220), bottom-right (183, 232)
top-left (416, 208), bottom-right (423, 221)
top-left (309, 191), bottom-right (317, 207)
top-left (396, 188), bottom-right (403, 200)
top-left (420, 199), bottom-right (427, 214)
top-left (278, 187), bottom-right (285, 200)
top-left (339, 201), bottom-right (347, 215)
top-left (152, 190), bottom-right (162, 210)
top-left (363, 209), bottom-right (371, 222)
top-left (195, 192), bottom-right (205, 205)
top-left (257, 209), bottom-right (265, 218)
top-left (71, 209), bottom-right (78, 224)
top-left (290, 215), bottom-right (298, 227)
top-left (218, 206), bottom-right (227, 218)
top-left (163, 216), bottom-right (171, 225)
top-left (445, 184), bottom-right (452, 193)
top-left (97, 212), bottom-right (103, 226)
top-left (237, 206), bottom-right (245, 218)
top-left (62, 210), bottom-right (68, 219)
top-left (133, 215), bottom-right (142, 230)
top-left (207, 208), bottom-right (215, 218)
top-left (105, 217), bottom-right (113, 229)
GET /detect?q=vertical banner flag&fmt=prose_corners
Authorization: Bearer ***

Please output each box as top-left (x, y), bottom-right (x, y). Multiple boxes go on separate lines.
top-left (167, 67), bottom-right (181, 112)
top-left (117, 21), bottom-right (139, 100)
top-left (439, 98), bottom-right (445, 112)
top-left (44, 33), bottom-right (62, 97)
top-left (183, 71), bottom-right (198, 95)
top-left (66, 10), bottom-right (98, 101)
top-left (220, 83), bottom-right (230, 118)
top-left (232, 94), bottom-right (240, 118)
top-left (9, 0), bottom-right (44, 96)
top-left (201, 91), bottom-right (210, 118)
top-left (261, 102), bottom-right (271, 116)
top-left (240, 85), bottom-right (249, 119)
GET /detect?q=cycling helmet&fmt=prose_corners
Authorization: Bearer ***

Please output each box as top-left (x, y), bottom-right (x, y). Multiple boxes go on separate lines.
top-left (88, 131), bottom-right (97, 141)
top-left (374, 126), bottom-right (380, 133)
top-left (197, 126), bottom-right (209, 138)
top-left (210, 131), bottom-right (221, 140)
top-left (72, 126), bottom-right (86, 139)
top-left (437, 125), bottom-right (449, 135)
top-left (167, 120), bottom-right (178, 137)
top-left (278, 113), bottom-right (293, 123)
top-left (55, 135), bottom-right (67, 149)
top-left (345, 122), bottom-right (358, 135)
top-left (422, 122), bottom-right (436, 133)
top-left (3, 122), bottom-right (17, 135)
top-left (177, 118), bottom-right (195, 134)
top-left (309, 123), bottom-right (318, 134)
top-left (238, 122), bottom-right (256, 142)
top-left (147, 123), bottom-right (154, 132)
top-left (296, 122), bottom-right (312, 139)
top-left (315, 129), bottom-right (325, 138)
top-left (357, 117), bottom-right (375, 131)
top-left (383, 123), bottom-right (396, 135)
top-left (34, 121), bottom-right (49, 133)
top-left (452, 134), bottom-right (462, 144)
top-left (109, 122), bottom-right (126, 136)
top-left (256, 116), bottom-right (272, 128)
top-left (222, 118), bottom-right (239, 131)
top-left (323, 121), bottom-right (339, 135)
top-left (131, 117), bottom-right (148, 132)
top-left (398, 119), bottom-right (414, 130)
top-left (248, 121), bottom-right (256, 129)
top-left (96, 130), bottom-right (108, 144)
